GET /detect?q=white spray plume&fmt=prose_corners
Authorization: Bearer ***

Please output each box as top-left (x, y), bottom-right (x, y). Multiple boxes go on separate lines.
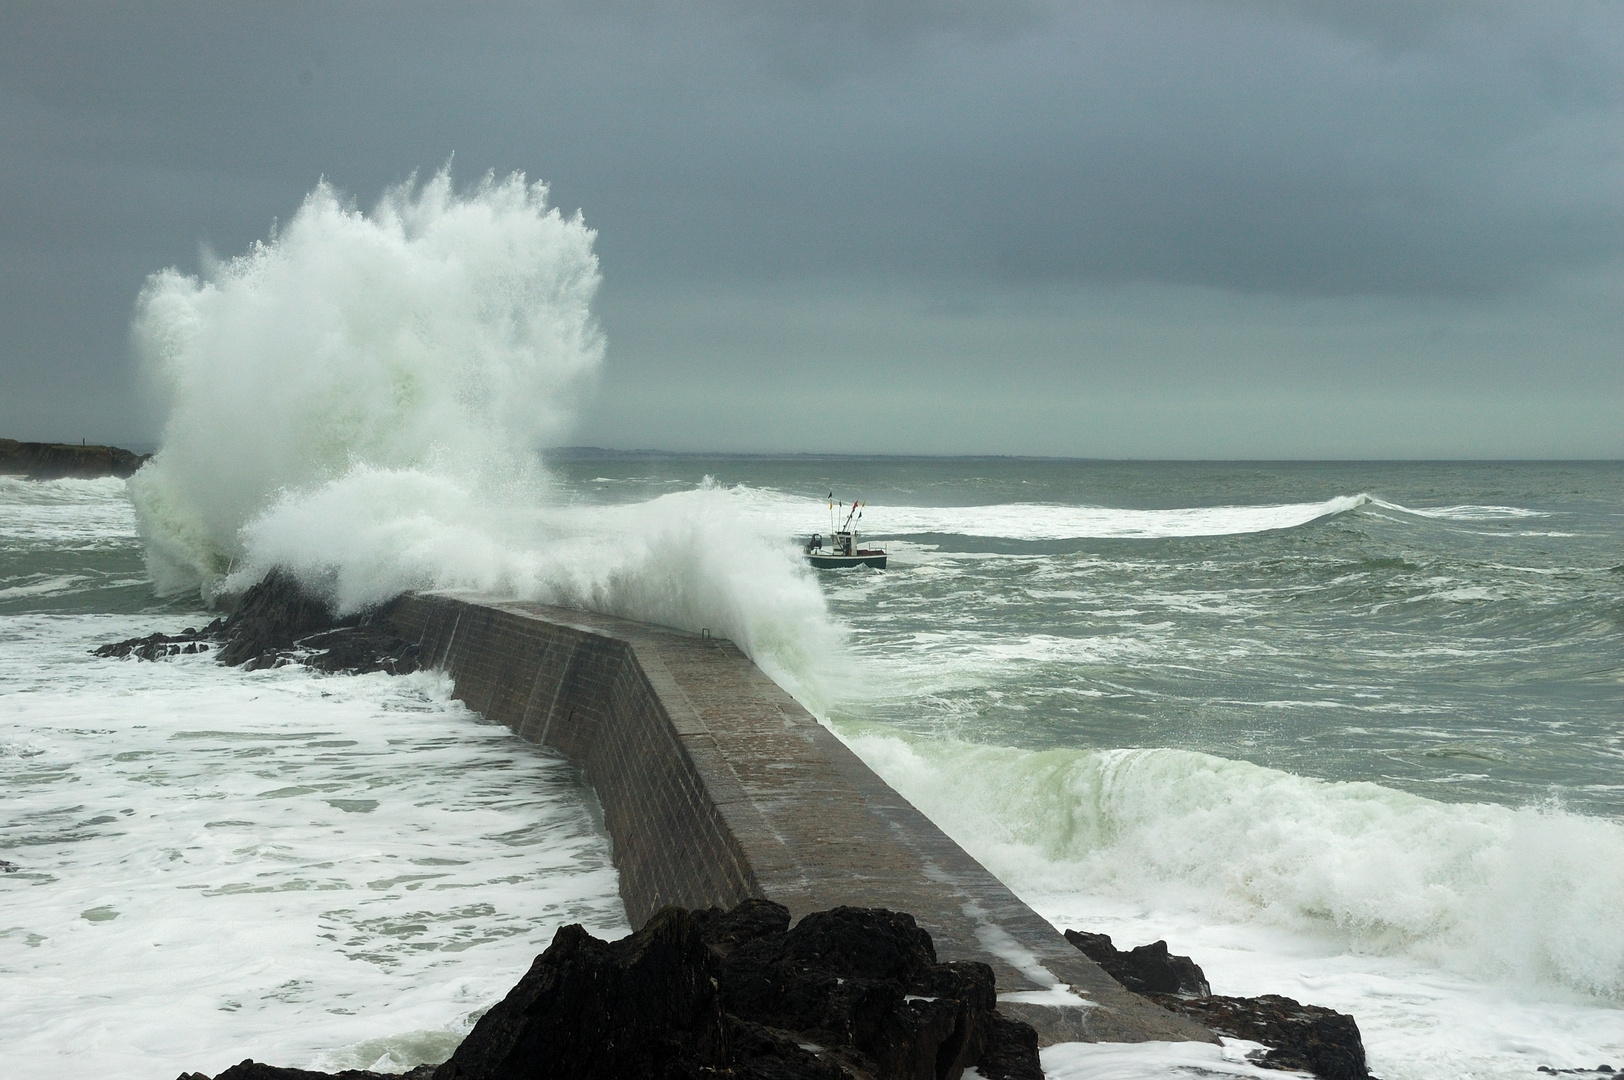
top-left (128, 170), bottom-right (845, 701)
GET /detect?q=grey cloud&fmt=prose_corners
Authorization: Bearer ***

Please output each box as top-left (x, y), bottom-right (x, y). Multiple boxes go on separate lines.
top-left (1, 0), bottom-right (1620, 451)
top-left (5, 1), bottom-right (1619, 295)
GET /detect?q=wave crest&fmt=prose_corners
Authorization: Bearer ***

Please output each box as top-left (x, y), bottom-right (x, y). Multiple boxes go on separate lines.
top-left (843, 733), bottom-right (1624, 999)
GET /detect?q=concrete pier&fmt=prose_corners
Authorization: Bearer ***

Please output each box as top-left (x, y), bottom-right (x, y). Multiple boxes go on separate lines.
top-left (387, 593), bottom-right (1214, 1047)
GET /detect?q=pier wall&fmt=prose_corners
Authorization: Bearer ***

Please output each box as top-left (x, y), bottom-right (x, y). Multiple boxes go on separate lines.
top-left (386, 593), bottom-right (1213, 1047)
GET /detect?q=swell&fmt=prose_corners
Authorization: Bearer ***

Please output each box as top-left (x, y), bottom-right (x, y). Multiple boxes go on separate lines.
top-left (840, 730), bottom-right (1624, 1001)
top-left (732, 488), bottom-right (1558, 547)
top-left (731, 490), bottom-right (1374, 543)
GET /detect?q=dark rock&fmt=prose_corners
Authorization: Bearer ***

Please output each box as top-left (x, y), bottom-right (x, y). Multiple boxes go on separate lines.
top-left (298, 626), bottom-right (421, 676)
top-left (693, 896), bottom-right (793, 956)
top-left (974, 1014), bottom-right (1043, 1080)
top-left (1064, 929), bottom-right (1370, 1080)
top-left (0, 860), bottom-right (19, 873)
top-left (215, 569), bottom-right (347, 667)
top-left (0, 437), bottom-right (149, 479)
top-left (713, 904), bottom-right (1006, 1080)
top-left (726, 1017), bottom-right (852, 1080)
top-left (1149, 993), bottom-right (1370, 1080)
top-left (433, 906), bottom-right (730, 1080)
top-left (1063, 930), bottom-right (1209, 997)
top-left (178, 903), bottom-right (1040, 1080)
top-left (95, 568), bottom-right (418, 676)
top-left (95, 625), bottom-right (222, 662)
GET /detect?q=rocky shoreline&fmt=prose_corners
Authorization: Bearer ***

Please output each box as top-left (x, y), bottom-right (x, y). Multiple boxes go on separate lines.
top-left (175, 900), bottom-right (1373, 1080)
top-left (1067, 932), bottom-right (1369, 1080)
top-left (0, 437), bottom-right (149, 479)
top-left (99, 573), bottom-right (1374, 1080)
top-left (96, 569), bottom-right (421, 675)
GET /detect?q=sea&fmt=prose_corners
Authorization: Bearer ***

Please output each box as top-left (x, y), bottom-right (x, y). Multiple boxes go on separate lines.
top-left (3, 457), bottom-right (1621, 1080)
top-left (4, 177), bottom-right (1622, 1079)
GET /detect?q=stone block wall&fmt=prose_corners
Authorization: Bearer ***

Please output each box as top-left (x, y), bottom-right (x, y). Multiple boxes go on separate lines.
top-left (387, 592), bottom-right (1215, 1047)
top-left (389, 595), bottom-right (759, 923)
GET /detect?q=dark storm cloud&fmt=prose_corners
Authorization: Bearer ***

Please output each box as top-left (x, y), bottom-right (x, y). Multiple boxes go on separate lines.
top-left (1, 1), bottom-right (1621, 450)
top-left (6, 0), bottom-right (1620, 290)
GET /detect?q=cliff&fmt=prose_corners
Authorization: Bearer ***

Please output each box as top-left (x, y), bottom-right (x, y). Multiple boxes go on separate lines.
top-left (0, 438), bottom-right (150, 479)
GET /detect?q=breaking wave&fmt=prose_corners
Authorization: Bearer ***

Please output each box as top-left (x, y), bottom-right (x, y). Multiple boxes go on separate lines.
top-left (861, 494), bottom-right (1371, 540)
top-left (843, 731), bottom-right (1624, 1001)
top-left (127, 171), bottom-right (843, 703)
top-left (1369, 499), bottom-right (1551, 522)
top-left (712, 487), bottom-right (1372, 543)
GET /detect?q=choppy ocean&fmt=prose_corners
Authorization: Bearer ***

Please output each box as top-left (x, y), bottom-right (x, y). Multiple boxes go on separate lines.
top-left (4, 457), bottom-right (1622, 1080)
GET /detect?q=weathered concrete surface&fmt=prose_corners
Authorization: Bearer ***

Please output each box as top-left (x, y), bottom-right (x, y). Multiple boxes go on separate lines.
top-left (388, 593), bottom-right (1215, 1047)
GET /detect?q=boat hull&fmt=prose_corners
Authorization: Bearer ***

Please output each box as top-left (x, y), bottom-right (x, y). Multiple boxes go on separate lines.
top-left (808, 552), bottom-right (887, 569)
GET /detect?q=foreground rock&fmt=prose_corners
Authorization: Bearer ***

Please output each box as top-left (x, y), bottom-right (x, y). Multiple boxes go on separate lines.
top-left (1063, 930), bottom-right (1210, 997)
top-left (1065, 931), bottom-right (1371, 1080)
top-left (96, 568), bottom-right (419, 675)
top-left (1150, 994), bottom-right (1371, 1080)
top-left (179, 901), bottom-right (1043, 1080)
top-left (0, 437), bottom-right (149, 479)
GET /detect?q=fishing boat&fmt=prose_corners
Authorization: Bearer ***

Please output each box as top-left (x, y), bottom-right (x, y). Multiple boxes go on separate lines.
top-left (806, 496), bottom-right (886, 569)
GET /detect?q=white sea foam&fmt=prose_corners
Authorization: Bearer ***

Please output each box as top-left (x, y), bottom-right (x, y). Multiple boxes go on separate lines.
top-left (872, 493), bottom-right (1371, 539)
top-left (126, 173), bottom-right (844, 705)
top-left (1371, 500), bottom-right (1551, 521)
top-left (721, 486), bottom-right (1370, 542)
top-left (0, 613), bottom-right (628, 1080)
top-left (0, 476), bottom-right (137, 547)
top-left (726, 487), bottom-right (1557, 543)
top-left (0, 575), bottom-right (95, 600)
top-left (1032, 1038), bottom-right (1312, 1079)
top-left (839, 729), bottom-right (1624, 1078)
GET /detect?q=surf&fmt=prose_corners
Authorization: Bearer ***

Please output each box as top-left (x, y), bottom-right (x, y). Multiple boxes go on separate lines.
top-left (711, 485), bottom-right (1374, 543)
top-left (839, 730), bottom-right (1624, 999)
top-left (126, 172), bottom-right (846, 706)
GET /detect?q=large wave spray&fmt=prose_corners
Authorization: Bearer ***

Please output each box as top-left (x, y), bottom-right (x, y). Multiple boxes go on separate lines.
top-left (128, 171), bottom-right (843, 699)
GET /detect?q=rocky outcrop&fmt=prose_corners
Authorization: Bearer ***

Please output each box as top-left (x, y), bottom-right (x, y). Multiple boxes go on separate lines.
top-left (696, 901), bottom-right (1014, 1080)
top-left (434, 901), bottom-right (1036, 1080)
top-left (213, 568), bottom-right (345, 668)
top-left (1062, 931), bottom-right (1209, 997)
top-left (95, 628), bottom-right (222, 662)
top-left (0, 438), bottom-right (149, 479)
top-left (96, 569), bottom-right (419, 675)
top-left (1149, 994), bottom-right (1371, 1080)
top-left (177, 902), bottom-right (1044, 1080)
top-left (435, 906), bottom-right (732, 1080)
top-left (1064, 931), bottom-right (1370, 1080)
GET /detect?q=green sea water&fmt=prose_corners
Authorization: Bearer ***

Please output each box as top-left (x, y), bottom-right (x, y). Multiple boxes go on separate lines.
top-left (554, 456), bottom-right (1624, 818)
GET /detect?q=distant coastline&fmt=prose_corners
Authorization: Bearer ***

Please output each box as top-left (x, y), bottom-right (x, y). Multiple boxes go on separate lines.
top-left (0, 438), bottom-right (149, 480)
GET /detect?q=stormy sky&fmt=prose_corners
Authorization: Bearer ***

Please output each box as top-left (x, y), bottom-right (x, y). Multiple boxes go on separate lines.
top-left (3, 1), bottom-right (1621, 457)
